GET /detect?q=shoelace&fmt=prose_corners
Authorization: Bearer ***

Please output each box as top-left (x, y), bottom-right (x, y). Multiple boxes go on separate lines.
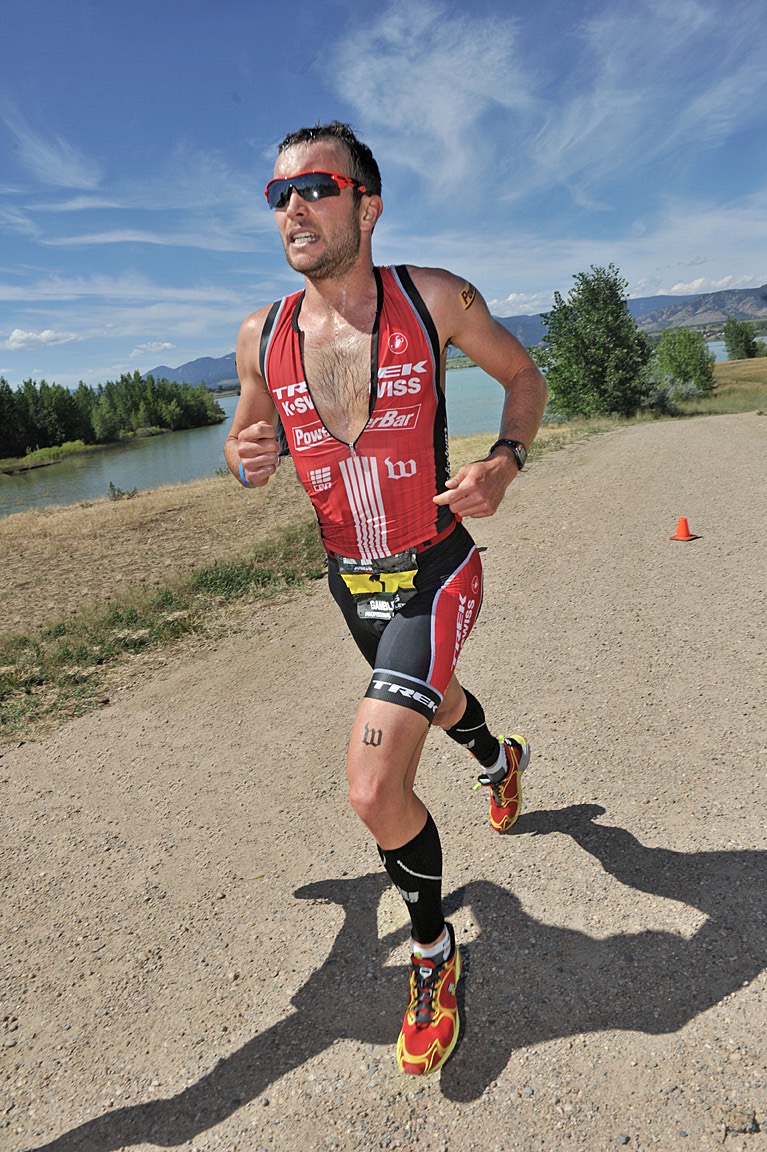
top-left (490, 779), bottom-right (507, 805)
top-left (473, 739), bottom-right (520, 796)
top-left (411, 959), bottom-right (442, 1028)
top-left (473, 767), bottom-right (511, 796)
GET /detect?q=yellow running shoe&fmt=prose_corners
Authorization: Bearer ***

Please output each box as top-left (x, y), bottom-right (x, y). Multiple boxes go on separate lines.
top-left (396, 923), bottom-right (461, 1075)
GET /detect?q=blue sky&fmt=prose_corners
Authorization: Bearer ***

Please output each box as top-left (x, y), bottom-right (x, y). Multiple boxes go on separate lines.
top-left (1, 0), bottom-right (766, 390)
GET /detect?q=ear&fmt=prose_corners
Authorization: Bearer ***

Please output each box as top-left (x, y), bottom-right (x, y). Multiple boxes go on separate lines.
top-left (359, 194), bottom-right (383, 233)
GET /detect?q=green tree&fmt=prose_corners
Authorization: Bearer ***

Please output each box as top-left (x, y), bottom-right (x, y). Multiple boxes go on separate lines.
top-left (159, 397), bottom-right (183, 430)
top-left (723, 316), bottom-right (757, 360)
top-left (0, 378), bottom-right (24, 457)
top-left (0, 371), bottom-right (225, 456)
top-left (71, 382), bottom-right (96, 442)
top-left (91, 393), bottom-right (122, 443)
top-left (653, 327), bottom-right (715, 401)
top-left (534, 264), bottom-right (651, 418)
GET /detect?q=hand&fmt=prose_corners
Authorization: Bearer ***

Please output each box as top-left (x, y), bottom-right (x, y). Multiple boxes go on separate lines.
top-left (433, 455), bottom-right (517, 518)
top-left (236, 421), bottom-right (280, 487)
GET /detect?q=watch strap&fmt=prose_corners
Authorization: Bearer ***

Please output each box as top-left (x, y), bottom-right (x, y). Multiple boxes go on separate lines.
top-left (489, 438), bottom-right (527, 470)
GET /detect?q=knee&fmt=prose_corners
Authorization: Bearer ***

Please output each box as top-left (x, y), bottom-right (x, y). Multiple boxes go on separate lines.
top-left (347, 768), bottom-right (384, 828)
top-left (347, 755), bottom-right (411, 838)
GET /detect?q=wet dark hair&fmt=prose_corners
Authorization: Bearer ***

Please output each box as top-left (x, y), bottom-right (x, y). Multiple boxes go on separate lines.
top-left (277, 121), bottom-right (382, 197)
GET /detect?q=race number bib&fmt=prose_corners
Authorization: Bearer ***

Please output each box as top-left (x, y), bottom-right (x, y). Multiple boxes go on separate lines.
top-left (337, 551), bottom-right (419, 620)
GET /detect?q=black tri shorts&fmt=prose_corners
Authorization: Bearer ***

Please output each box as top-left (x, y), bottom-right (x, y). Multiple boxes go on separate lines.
top-left (327, 522), bottom-right (484, 722)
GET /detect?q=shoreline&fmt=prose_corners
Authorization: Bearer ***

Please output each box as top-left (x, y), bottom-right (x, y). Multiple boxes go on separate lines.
top-left (0, 417), bottom-right (227, 476)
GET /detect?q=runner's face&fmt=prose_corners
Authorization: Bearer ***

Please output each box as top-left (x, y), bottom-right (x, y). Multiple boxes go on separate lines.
top-left (272, 141), bottom-right (364, 280)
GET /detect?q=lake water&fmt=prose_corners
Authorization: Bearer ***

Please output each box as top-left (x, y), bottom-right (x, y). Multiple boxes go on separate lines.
top-left (0, 344), bottom-right (730, 520)
top-left (0, 369), bottom-right (507, 518)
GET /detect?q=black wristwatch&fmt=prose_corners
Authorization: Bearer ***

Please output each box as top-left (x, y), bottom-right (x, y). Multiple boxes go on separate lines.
top-left (489, 438), bottom-right (527, 470)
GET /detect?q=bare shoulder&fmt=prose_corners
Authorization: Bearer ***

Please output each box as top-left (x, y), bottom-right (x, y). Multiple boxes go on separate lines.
top-left (405, 264), bottom-right (470, 304)
top-left (404, 264), bottom-right (494, 341)
top-left (235, 302), bottom-right (275, 375)
top-left (237, 301), bottom-right (274, 348)
top-left (230, 300), bottom-right (279, 430)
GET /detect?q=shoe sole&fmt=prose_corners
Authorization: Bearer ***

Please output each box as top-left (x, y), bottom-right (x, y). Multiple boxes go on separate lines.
top-left (397, 946), bottom-right (462, 1075)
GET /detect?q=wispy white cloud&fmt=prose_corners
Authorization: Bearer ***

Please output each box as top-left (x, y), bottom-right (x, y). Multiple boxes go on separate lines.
top-left (2, 328), bottom-right (83, 351)
top-left (130, 341), bottom-right (177, 359)
top-left (40, 226), bottom-right (259, 252)
top-left (2, 106), bottom-right (102, 190)
top-left (0, 271), bottom-right (244, 305)
top-left (0, 268), bottom-right (250, 380)
top-left (329, 0), bottom-right (767, 217)
top-left (331, 1), bottom-right (531, 188)
top-left (0, 204), bottom-right (39, 238)
top-left (526, 0), bottom-right (767, 203)
top-left (1, 136), bottom-right (271, 254)
top-left (29, 195), bottom-right (122, 213)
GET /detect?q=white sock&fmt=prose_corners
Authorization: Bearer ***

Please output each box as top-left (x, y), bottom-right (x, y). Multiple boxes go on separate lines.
top-left (483, 744), bottom-right (508, 783)
top-left (412, 925), bottom-right (451, 962)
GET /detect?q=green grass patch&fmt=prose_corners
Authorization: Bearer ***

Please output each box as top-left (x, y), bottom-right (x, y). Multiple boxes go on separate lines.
top-left (0, 520), bottom-right (326, 742)
top-left (677, 357), bottom-right (767, 416)
top-left (0, 440), bottom-right (103, 471)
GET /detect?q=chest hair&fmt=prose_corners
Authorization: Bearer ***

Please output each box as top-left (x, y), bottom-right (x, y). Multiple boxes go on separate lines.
top-left (302, 328), bottom-right (372, 442)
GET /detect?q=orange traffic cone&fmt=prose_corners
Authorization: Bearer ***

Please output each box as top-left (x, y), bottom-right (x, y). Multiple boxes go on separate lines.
top-left (669, 516), bottom-right (700, 541)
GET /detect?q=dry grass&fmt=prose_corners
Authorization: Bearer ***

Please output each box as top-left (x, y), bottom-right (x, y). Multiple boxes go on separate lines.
top-left (1, 517), bottom-right (325, 740)
top-left (678, 356), bottom-right (767, 416)
top-left (0, 411), bottom-right (751, 744)
top-left (0, 466), bottom-right (313, 637)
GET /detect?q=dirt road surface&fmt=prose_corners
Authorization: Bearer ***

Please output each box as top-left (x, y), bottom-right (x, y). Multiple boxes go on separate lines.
top-left (3, 414), bottom-right (767, 1152)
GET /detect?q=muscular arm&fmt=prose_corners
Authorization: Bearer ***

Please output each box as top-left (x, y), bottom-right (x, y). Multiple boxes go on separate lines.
top-left (224, 307), bottom-right (281, 487)
top-left (409, 266), bottom-right (548, 518)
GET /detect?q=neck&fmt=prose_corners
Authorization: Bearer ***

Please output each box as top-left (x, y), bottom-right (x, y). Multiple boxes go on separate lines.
top-left (301, 259), bottom-right (378, 327)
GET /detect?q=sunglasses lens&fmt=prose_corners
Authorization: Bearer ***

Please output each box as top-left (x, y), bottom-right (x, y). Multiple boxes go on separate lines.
top-left (266, 172), bottom-right (343, 209)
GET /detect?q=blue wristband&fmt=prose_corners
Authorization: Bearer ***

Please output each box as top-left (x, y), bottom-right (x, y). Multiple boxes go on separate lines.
top-left (238, 460), bottom-right (254, 488)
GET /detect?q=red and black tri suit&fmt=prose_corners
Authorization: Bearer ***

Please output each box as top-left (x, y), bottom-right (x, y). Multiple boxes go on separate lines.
top-left (259, 265), bottom-right (484, 720)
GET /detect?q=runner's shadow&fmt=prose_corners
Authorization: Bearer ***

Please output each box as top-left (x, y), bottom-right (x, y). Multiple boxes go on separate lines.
top-left (27, 807), bottom-right (767, 1147)
top-left (441, 804), bottom-right (767, 1099)
top-left (26, 872), bottom-right (404, 1151)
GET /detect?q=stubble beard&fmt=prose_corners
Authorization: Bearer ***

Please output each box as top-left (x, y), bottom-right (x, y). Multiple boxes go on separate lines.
top-left (284, 223), bottom-right (362, 282)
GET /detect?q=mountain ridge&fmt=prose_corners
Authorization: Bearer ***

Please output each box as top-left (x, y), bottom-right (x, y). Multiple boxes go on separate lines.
top-left (147, 284), bottom-right (767, 386)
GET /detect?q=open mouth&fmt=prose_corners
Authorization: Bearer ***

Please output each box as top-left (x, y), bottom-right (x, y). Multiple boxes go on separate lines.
top-left (289, 230), bottom-right (320, 247)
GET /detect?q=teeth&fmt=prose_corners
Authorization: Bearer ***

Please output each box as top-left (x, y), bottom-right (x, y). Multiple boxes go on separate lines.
top-left (292, 231), bottom-right (317, 245)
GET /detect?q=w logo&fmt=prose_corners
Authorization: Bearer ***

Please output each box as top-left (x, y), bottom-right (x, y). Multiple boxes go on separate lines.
top-left (384, 457), bottom-right (417, 479)
top-left (362, 724), bottom-right (383, 747)
top-left (397, 886), bottom-right (420, 904)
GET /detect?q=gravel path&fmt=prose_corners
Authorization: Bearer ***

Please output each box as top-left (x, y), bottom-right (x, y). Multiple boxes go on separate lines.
top-left (3, 413), bottom-right (767, 1152)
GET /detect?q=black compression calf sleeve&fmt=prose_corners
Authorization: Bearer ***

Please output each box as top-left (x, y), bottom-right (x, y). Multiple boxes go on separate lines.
top-left (377, 812), bottom-right (444, 945)
top-left (444, 688), bottom-right (500, 766)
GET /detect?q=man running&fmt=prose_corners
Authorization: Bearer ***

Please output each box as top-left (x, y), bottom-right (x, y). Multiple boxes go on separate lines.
top-left (224, 121), bottom-right (547, 1075)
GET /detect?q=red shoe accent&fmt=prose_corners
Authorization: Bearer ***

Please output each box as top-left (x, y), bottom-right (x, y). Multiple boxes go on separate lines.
top-left (397, 924), bottom-right (461, 1075)
top-left (481, 734), bottom-right (530, 832)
